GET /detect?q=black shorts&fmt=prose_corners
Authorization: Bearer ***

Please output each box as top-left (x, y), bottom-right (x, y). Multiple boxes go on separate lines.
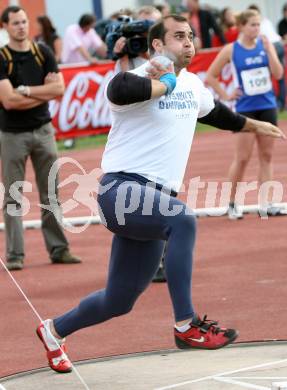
top-left (238, 108), bottom-right (278, 126)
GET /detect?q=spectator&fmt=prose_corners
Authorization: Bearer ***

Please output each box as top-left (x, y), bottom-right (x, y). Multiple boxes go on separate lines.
top-left (137, 5), bottom-right (162, 21)
top-left (206, 9), bottom-right (283, 218)
top-left (62, 13), bottom-right (107, 149)
top-left (155, 3), bottom-right (171, 17)
top-left (177, 5), bottom-right (189, 20)
top-left (248, 4), bottom-right (286, 110)
top-left (111, 7), bottom-right (161, 73)
top-left (183, 0), bottom-right (225, 48)
top-left (0, 27), bottom-right (9, 154)
top-left (95, 8), bottom-right (136, 41)
top-left (212, 7), bottom-right (239, 47)
top-left (278, 3), bottom-right (287, 44)
top-left (0, 6), bottom-right (81, 270)
top-left (61, 13), bottom-right (107, 64)
top-left (110, 8), bottom-right (135, 20)
top-left (35, 15), bottom-right (62, 63)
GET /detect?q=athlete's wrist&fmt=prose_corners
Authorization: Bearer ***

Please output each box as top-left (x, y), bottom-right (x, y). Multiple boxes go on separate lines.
top-left (159, 73), bottom-right (176, 95)
top-left (241, 117), bottom-right (258, 133)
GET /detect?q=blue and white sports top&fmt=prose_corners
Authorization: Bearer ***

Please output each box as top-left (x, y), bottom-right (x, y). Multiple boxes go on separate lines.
top-left (231, 38), bottom-right (276, 113)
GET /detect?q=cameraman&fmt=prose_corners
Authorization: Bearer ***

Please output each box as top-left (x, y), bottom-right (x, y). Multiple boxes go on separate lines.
top-left (112, 6), bottom-right (162, 72)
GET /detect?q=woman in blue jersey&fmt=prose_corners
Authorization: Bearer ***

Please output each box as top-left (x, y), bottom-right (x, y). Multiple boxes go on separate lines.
top-left (206, 9), bottom-right (283, 219)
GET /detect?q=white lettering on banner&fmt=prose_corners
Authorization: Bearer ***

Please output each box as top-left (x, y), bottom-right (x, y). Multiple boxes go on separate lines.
top-left (49, 99), bottom-right (60, 119)
top-left (50, 70), bottom-right (114, 132)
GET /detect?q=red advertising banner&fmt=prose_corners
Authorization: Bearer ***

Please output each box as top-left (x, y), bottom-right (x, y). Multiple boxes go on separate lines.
top-left (187, 48), bottom-right (235, 110)
top-left (52, 62), bottom-right (115, 139)
top-left (52, 50), bottom-right (225, 139)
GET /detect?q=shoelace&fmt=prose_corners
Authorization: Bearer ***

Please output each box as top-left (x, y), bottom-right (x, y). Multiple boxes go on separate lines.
top-left (196, 315), bottom-right (224, 335)
top-left (52, 355), bottom-right (68, 366)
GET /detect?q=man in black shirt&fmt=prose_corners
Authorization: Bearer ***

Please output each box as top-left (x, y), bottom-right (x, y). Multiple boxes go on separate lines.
top-left (0, 6), bottom-right (81, 270)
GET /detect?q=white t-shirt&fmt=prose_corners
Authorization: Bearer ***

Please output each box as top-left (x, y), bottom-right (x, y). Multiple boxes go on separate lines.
top-left (102, 62), bottom-right (214, 192)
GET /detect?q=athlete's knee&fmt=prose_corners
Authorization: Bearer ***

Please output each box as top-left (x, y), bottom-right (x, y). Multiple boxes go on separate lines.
top-left (259, 151), bottom-right (273, 164)
top-left (105, 289), bottom-right (139, 317)
top-left (235, 155), bottom-right (251, 168)
top-left (76, 289), bottom-right (135, 321)
top-left (112, 301), bottom-right (134, 317)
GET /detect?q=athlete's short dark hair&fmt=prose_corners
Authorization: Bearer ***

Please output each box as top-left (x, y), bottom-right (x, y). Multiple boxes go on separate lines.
top-left (148, 14), bottom-right (189, 55)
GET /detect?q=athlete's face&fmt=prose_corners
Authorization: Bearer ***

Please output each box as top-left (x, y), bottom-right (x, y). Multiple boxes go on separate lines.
top-left (241, 15), bottom-right (261, 40)
top-left (4, 10), bottom-right (29, 42)
top-left (154, 19), bottom-right (195, 71)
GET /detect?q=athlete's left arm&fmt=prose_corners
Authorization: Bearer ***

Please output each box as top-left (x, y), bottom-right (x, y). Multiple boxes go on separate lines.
top-left (261, 35), bottom-right (283, 80)
top-left (198, 100), bottom-right (246, 131)
top-left (198, 100), bottom-right (285, 139)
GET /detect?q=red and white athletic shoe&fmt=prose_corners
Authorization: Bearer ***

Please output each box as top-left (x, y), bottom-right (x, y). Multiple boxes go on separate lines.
top-left (174, 314), bottom-right (239, 350)
top-left (36, 320), bottom-right (72, 373)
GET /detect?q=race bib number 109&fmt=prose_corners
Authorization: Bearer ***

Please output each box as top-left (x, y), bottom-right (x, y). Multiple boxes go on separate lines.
top-left (241, 66), bottom-right (272, 96)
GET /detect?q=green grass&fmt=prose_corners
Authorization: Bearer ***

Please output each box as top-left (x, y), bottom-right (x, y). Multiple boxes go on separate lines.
top-left (196, 122), bottom-right (214, 133)
top-left (278, 110), bottom-right (287, 120)
top-left (56, 110), bottom-right (287, 152)
top-left (57, 134), bottom-right (108, 151)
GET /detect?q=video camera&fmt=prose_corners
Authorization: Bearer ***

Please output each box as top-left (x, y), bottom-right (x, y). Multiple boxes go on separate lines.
top-left (105, 16), bottom-right (154, 60)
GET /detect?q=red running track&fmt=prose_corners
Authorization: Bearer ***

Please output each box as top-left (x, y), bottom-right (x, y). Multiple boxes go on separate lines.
top-left (0, 127), bottom-right (287, 377)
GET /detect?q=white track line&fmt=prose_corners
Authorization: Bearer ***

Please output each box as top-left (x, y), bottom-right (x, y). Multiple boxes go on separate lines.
top-left (214, 377), bottom-right (270, 390)
top-left (0, 385), bottom-right (7, 390)
top-left (0, 257), bottom-right (91, 390)
top-left (154, 357), bottom-right (287, 390)
top-left (228, 378), bottom-right (287, 380)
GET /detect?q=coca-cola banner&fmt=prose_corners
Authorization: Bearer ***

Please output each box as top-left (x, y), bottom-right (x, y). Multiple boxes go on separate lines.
top-left (51, 49), bottom-right (228, 139)
top-left (51, 62), bottom-right (116, 139)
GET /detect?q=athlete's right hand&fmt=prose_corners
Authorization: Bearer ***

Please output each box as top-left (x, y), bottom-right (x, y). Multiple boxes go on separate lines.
top-left (146, 58), bottom-right (174, 80)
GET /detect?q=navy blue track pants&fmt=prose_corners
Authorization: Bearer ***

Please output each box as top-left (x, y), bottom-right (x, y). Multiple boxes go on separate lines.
top-left (54, 172), bottom-right (196, 337)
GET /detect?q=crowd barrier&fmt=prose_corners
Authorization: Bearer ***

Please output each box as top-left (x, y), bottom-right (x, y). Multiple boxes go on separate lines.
top-left (53, 47), bottom-right (285, 140)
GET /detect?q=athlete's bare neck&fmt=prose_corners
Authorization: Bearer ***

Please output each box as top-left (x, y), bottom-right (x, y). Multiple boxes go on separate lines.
top-left (239, 36), bottom-right (257, 49)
